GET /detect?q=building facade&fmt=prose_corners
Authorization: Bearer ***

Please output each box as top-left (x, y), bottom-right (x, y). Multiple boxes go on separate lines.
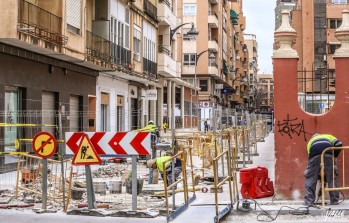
top-left (178, 0), bottom-right (252, 130)
top-left (282, 0), bottom-right (349, 113)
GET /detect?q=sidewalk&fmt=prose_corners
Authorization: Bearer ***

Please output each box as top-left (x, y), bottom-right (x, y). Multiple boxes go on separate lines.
top-left (170, 132), bottom-right (276, 223)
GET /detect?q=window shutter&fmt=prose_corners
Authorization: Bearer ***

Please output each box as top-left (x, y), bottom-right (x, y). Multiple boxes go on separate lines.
top-left (67, 0), bottom-right (81, 29)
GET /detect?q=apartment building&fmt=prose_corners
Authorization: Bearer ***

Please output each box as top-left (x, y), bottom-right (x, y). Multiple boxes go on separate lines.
top-left (256, 74), bottom-right (274, 113)
top-left (244, 33), bottom-right (258, 112)
top-left (275, 0), bottom-right (297, 30)
top-left (284, 1), bottom-right (348, 94)
top-left (178, 0), bottom-right (249, 130)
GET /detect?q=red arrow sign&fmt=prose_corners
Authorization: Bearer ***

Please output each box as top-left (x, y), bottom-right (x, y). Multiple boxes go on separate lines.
top-left (66, 132), bottom-right (84, 154)
top-left (130, 132), bottom-right (150, 155)
top-left (66, 132), bottom-right (151, 155)
top-left (90, 132), bottom-right (106, 155)
top-left (108, 132), bottom-right (128, 154)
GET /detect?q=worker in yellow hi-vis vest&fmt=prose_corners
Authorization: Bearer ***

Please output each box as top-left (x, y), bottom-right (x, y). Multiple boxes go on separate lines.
top-left (147, 156), bottom-right (182, 187)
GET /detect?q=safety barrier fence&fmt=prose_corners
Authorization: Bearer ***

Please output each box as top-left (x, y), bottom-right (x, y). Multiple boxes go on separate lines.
top-left (0, 114), bottom-right (270, 220)
top-left (0, 153), bottom-right (73, 211)
top-left (163, 151), bottom-right (188, 216)
top-left (212, 149), bottom-right (233, 223)
top-left (321, 146), bottom-right (349, 207)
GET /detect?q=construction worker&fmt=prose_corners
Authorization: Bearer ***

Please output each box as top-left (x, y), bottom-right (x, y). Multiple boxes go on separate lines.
top-left (133, 120), bottom-right (160, 140)
top-left (147, 156), bottom-right (182, 187)
top-left (163, 122), bottom-right (167, 133)
top-left (304, 133), bottom-right (342, 206)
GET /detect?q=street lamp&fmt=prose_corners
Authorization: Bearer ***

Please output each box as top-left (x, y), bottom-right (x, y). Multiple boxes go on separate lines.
top-left (194, 50), bottom-right (215, 130)
top-left (170, 23), bottom-right (198, 45)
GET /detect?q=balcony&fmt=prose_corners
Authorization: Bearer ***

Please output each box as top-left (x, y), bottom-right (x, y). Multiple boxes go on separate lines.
top-left (158, 45), bottom-right (177, 77)
top-left (110, 42), bottom-right (131, 66)
top-left (230, 10), bottom-right (238, 25)
top-left (208, 11), bottom-right (219, 28)
top-left (144, 0), bottom-right (158, 22)
top-left (143, 57), bottom-right (158, 80)
top-left (208, 62), bottom-right (219, 76)
top-left (209, 0), bottom-right (218, 4)
top-left (86, 31), bottom-right (111, 65)
top-left (158, 0), bottom-right (176, 27)
top-left (18, 0), bottom-right (67, 46)
top-left (208, 38), bottom-right (219, 52)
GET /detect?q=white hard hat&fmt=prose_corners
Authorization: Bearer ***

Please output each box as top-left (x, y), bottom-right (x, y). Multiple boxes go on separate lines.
top-left (148, 120), bottom-right (154, 124)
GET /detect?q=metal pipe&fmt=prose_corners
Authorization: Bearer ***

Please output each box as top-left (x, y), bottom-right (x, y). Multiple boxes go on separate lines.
top-left (213, 153), bottom-right (219, 216)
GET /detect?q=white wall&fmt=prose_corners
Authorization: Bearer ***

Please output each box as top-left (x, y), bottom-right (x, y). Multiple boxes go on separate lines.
top-left (96, 74), bottom-right (129, 131)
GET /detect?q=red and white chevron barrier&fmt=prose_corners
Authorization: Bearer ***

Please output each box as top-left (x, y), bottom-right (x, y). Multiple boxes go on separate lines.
top-left (65, 132), bottom-right (151, 155)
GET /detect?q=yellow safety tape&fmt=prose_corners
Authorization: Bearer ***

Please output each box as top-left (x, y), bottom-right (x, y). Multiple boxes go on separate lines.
top-left (0, 151), bottom-right (30, 155)
top-left (0, 123), bottom-right (57, 127)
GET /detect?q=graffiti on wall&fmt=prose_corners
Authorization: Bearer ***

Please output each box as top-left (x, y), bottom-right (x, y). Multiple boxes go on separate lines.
top-left (277, 114), bottom-right (311, 141)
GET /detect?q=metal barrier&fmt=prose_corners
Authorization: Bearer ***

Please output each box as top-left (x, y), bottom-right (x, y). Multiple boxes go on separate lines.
top-left (15, 154), bottom-right (72, 207)
top-left (212, 149), bottom-right (233, 223)
top-left (162, 151), bottom-right (195, 221)
top-left (320, 146), bottom-right (349, 207)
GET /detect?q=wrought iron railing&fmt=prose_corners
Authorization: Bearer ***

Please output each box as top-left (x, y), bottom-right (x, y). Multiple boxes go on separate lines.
top-left (143, 57), bottom-right (157, 79)
top-left (144, 0), bottom-right (157, 21)
top-left (111, 42), bottom-right (131, 66)
top-left (85, 31), bottom-right (111, 62)
top-left (158, 45), bottom-right (171, 56)
top-left (18, 0), bottom-right (67, 45)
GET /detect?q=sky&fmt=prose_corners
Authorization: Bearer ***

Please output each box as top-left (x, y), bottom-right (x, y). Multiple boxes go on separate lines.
top-left (243, 0), bottom-right (276, 74)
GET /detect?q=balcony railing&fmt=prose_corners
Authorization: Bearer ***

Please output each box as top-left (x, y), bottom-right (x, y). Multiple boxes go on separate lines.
top-left (158, 45), bottom-right (171, 57)
top-left (18, 0), bottom-right (67, 45)
top-left (143, 57), bottom-right (158, 79)
top-left (144, 0), bottom-right (158, 21)
top-left (111, 42), bottom-right (131, 66)
top-left (86, 31), bottom-right (111, 63)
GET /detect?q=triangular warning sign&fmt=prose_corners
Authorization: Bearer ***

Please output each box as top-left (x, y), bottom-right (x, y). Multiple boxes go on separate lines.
top-left (72, 134), bottom-right (102, 166)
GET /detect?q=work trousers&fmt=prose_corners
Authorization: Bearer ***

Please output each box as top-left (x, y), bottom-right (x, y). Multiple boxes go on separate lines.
top-left (304, 154), bottom-right (339, 205)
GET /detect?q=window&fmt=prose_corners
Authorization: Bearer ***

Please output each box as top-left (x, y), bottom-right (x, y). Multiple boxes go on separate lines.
top-left (314, 17), bottom-right (326, 29)
top-left (101, 93), bottom-right (109, 132)
top-left (315, 42), bottom-right (326, 54)
top-left (183, 4), bottom-right (196, 16)
top-left (329, 19), bottom-right (342, 29)
top-left (133, 25), bottom-right (141, 61)
top-left (200, 79), bottom-right (208, 91)
top-left (66, 0), bottom-right (81, 34)
top-left (332, 0), bottom-right (347, 4)
top-left (183, 53), bottom-right (196, 65)
top-left (110, 7), bottom-right (130, 49)
top-left (143, 21), bottom-right (157, 62)
top-left (223, 32), bottom-right (227, 54)
top-left (5, 86), bottom-right (24, 152)
top-left (328, 44), bottom-right (341, 54)
top-left (116, 96), bottom-right (124, 131)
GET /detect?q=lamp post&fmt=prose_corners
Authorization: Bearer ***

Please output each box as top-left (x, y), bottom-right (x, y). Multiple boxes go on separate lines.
top-left (170, 23), bottom-right (198, 45)
top-left (194, 50), bottom-right (215, 130)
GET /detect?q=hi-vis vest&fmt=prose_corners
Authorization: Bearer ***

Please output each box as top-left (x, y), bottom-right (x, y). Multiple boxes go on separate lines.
top-left (307, 134), bottom-right (342, 158)
top-left (156, 156), bottom-right (171, 173)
